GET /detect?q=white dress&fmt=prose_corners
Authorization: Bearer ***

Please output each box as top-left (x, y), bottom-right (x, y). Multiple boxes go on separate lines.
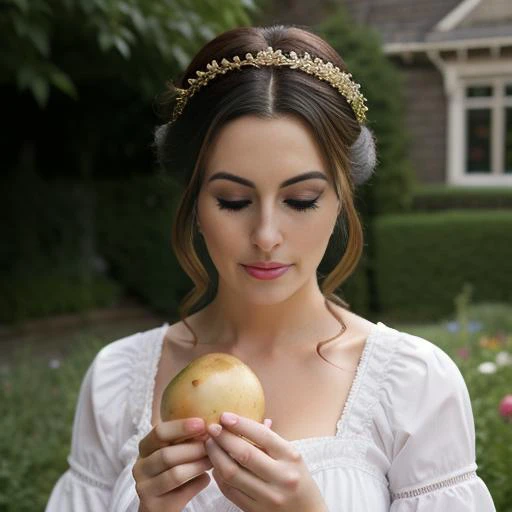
top-left (45, 321), bottom-right (497, 511)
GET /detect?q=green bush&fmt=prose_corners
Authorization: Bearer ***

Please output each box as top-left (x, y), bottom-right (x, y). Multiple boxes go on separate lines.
top-left (0, 171), bottom-right (122, 325)
top-left (95, 175), bottom-right (192, 317)
top-left (412, 184), bottom-right (512, 211)
top-left (0, 271), bottom-right (122, 326)
top-left (373, 210), bottom-right (512, 323)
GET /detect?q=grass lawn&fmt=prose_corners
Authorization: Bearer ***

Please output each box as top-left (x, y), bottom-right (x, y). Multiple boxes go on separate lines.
top-left (1, 302), bottom-right (511, 511)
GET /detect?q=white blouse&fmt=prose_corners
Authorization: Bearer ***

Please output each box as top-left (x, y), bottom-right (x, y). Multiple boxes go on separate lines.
top-left (45, 321), bottom-right (496, 511)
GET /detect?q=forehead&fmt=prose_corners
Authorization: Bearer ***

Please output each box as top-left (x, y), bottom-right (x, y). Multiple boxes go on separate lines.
top-left (203, 115), bottom-right (329, 182)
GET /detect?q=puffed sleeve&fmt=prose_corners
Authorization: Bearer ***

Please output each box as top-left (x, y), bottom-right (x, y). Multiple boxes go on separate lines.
top-left (384, 332), bottom-right (496, 511)
top-left (45, 334), bottom-right (140, 511)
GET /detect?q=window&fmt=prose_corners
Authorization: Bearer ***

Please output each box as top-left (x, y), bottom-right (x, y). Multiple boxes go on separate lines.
top-left (463, 78), bottom-right (512, 175)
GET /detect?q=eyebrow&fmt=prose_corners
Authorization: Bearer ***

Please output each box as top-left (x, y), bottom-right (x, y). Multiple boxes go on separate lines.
top-left (207, 170), bottom-right (328, 188)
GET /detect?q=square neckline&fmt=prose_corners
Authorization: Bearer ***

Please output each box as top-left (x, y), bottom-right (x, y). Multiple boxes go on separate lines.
top-left (147, 320), bottom-right (384, 446)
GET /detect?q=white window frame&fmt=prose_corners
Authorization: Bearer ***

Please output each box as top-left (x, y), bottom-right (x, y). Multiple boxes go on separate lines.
top-left (444, 59), bottom-right (512, 186)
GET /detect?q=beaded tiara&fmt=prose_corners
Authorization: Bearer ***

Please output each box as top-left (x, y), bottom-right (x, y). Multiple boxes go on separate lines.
top-left (170, 46), bottom-right (368, 124)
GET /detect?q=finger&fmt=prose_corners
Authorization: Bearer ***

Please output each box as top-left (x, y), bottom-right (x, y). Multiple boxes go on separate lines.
top-left (138, 418), bottom-right (206, 458)
top-left (219, 413), bottom-right (298, 461)
top-left (206, 424), bottom-right (277, 483)
top-left (139, 456), bottom-right (212, 496)
top-left (206, 439), bottom-right (284, 508)
top-left (264, 418), bottom-right (272, 429)
top-left (137, 441), bottom-right (207, 479)
top-left (212, 468), bottom-right (258, 512)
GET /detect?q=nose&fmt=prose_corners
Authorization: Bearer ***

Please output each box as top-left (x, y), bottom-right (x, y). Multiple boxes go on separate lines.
top-left (250, 205), bottom-right (284, 252)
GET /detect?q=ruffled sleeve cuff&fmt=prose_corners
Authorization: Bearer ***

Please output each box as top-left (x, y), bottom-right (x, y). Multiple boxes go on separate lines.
top-left (45, 458), bottom-right (113, 511)
top-left (390, 465), bottom-right (496, 511)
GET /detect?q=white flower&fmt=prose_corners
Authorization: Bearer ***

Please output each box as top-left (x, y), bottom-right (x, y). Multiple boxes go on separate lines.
top-left (48, 359), bottom-right (61, 369)
top-left (495, 351), bottom-right (512, 367)
top-left (478, 361), bottom-right (497, 374)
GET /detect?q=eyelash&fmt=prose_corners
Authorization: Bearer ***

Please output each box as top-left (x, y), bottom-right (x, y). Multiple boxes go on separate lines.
top-left (216, 198), bottom-right (320, 212)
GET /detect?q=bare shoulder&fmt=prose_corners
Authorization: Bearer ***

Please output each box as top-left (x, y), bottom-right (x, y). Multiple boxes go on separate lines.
top-left (163, 309), bottom-right (212, 350)
top-left (323, 303), bottom-right (378, 363)
top-left (330, 302), bottom-right (378, 339)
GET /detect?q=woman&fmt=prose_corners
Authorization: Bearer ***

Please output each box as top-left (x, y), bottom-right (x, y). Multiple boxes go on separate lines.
top-left (45, 25), bottom-right (496, 512)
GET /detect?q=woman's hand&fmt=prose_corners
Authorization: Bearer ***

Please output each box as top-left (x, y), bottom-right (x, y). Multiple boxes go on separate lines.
top-left (204, 413), bottom-right (328, 512)
top-left (132, 418), bottom-right (213, 512)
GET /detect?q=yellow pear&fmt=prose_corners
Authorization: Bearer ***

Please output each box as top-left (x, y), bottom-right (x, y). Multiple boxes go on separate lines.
top-left (160, 352), bottom-right (266, 427)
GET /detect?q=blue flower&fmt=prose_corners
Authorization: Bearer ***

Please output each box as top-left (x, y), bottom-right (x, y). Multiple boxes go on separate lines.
top-left (445, 320), bottom-right (483, 333)
top-left (446, 321), bottom-right (459, 332)
top-left (468, 321), bottom-right (483, 333)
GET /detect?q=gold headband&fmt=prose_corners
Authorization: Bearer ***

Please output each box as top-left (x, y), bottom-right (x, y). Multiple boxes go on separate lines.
top-left (170, 46), bottom-right (368, 124)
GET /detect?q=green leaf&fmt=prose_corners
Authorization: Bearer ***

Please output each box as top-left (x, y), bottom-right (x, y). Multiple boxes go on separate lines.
top-left (118, 26), bottom-right (135, 43)
top-left (98, 30), bottom-right (114, 51)
top-left (240, 0), bottom-right (256, 9)
top-left (28, 26), bottom-right (50, 57)
top-left (198, 25), bottom-right (216, 41)
top-left (16, 65), bottom-right (36, 91)
top-left (128, 7), bottom-right (147, 34)
top-left (49, 70), bottom-right (78, 99)
top-left (114, 36), bottom-right (131, 59)
top-left (92, 0), bottom-right (108, 12)
top-left (31, 76), bottom-right (49, 108)
top-left (173, 20), bottom-right (193, 39)
top-left (78, 0), bottom-right (97, 15)
top-left (170, 44), bottom-right (190, 69)
top-left (11, 0), bottom-right (29, 14)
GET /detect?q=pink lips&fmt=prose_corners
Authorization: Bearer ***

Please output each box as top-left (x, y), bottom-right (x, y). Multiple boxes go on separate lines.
top-left (242, 264), bottom-right (291, 280)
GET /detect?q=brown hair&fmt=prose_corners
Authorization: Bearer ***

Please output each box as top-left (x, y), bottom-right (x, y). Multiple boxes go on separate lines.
top-left (154, 25), bottom-right (371, 366)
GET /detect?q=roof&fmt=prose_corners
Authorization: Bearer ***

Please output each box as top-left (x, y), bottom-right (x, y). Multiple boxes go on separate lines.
top-left (342, 0), bottom-right (462, 44)
top-left (342, 0), bottom-right (512, 52)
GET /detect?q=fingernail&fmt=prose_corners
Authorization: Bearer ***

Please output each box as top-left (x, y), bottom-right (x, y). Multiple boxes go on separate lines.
top-left (221, 412), bottom-right (238, 426)
top-left (208, 423), bottom-right (222, 437)
top-left (264, 418), bottom-right (272, 428)
top-left (186, 419), bottom-right (205, 433)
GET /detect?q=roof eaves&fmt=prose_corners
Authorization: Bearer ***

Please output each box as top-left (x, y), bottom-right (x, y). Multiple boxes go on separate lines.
top-left (434, 0), bottom-right (482, 32)
top-left (383, 34), bottom-right (512, 54)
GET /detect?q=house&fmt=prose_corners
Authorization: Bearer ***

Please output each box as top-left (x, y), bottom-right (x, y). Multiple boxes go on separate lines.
top-left (343, 0), bottom-right (512, 187)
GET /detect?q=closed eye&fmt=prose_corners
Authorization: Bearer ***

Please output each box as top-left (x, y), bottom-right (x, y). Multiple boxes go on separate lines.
top-left (216, 198), bottom-right (320, 212)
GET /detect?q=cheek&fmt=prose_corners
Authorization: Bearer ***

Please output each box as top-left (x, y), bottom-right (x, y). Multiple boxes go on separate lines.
top-left (200, 211), bottom-right (242, 258)
top-left (294, 206), bottom-right (336, 239)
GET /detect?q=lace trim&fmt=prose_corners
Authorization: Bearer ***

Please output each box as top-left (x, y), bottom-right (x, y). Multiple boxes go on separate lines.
top-left (391, 470), bottom-right (478, 501)
top-left (67, 457), bottom-right (113, 490)
top-left (128, 323), bottom-right (168, 432)
top-left (119, 324), bottom-right (168, 466)
top-left (334, 321), bottom-right (379, 438)
top-left (338, 323), bottom-right (401, 452)
top-left (138, 323), bottom-right (168, 430)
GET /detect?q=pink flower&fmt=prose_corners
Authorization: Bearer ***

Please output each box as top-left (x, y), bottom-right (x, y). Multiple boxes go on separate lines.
top-left (498, 395), bottom-right (512, 422)
top-left (456, 346), bottom-right (471, 360)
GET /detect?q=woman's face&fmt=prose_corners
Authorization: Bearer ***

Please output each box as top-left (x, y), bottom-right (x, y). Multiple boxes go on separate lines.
top-left (196, 114), bottom-right (341, 305)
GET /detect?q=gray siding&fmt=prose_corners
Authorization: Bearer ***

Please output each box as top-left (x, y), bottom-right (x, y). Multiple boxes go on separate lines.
top-left (398, 63), bottom-right (447, 183)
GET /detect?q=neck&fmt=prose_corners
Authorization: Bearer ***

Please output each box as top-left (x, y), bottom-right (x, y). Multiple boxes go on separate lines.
top-left (201, 278), bottom-right (345, 358)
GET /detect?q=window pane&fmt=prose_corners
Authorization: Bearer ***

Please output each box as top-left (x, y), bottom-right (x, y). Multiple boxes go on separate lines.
top-left (505, 108), bottom-right (512, 173)
top-left (506, 84), bottom-right (512, 96)
top-left (466, 109), bottom-right (491, 173)
top-left (466, 85), bottom-right (493, 97)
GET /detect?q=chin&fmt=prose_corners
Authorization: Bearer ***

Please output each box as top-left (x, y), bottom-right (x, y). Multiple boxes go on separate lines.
top-left (235, 280), bottom-right (304, 307)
